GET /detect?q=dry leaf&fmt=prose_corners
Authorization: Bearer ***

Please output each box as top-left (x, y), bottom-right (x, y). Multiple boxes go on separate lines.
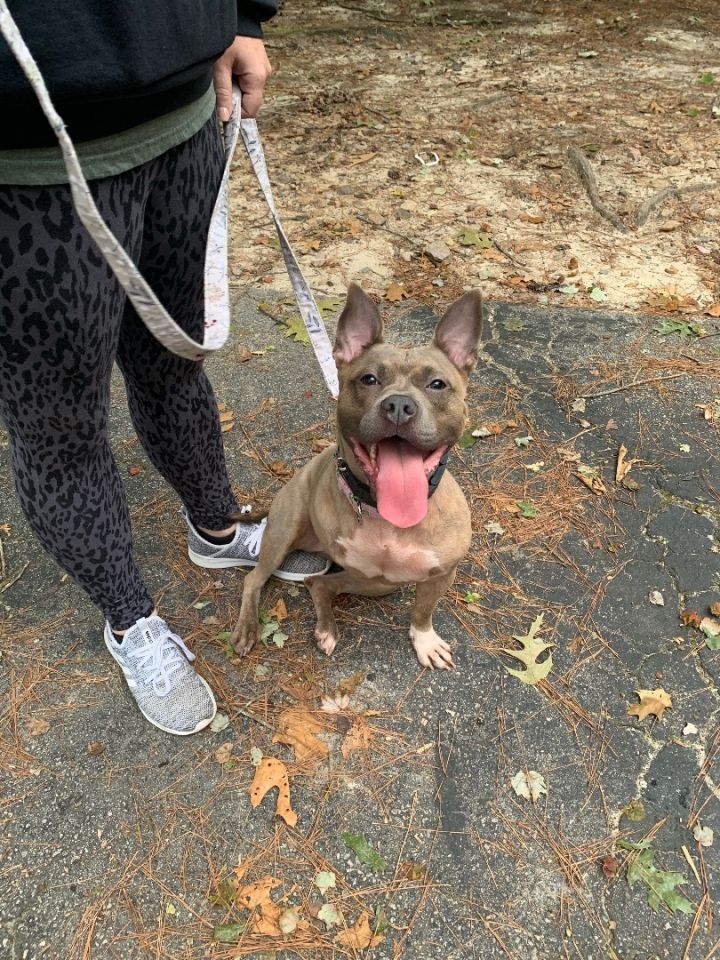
top-left (385, 281), bottom-right (406, 302)
top-left (615, 443), bottom-right (641, 483)
top-left (648, 591), bottom-right (665, 606)
top-left (248, 757), bottom-right (298, 827)
top-left (693, 825), bottom-right (714, 847)
top-left (214, 741), bottom-right (234, 764)
top-left (576, 465), bottom-right (607, 495)
top-left (695, 402), bottom-right (717, 422)
top-left (700, 616), bottom-right (720, 638)
top-left (511, 769), bottom-right (547, 803)
top-left (335, 911), bottom-right (385, 949)
top-left (681, 609), bottom-right (702, 629)
top-left (337, 671), bottom-right (366, 696)
top-left (709, 602), bottom-right (720, 617)
top-left (272, 708), bottom-right (329, 763)
top-left (341, 717), bottom-right (371, 758)
top-left (87, 741), bottom-right (105, 756)
top-left (627, 688), bottom-right (672, 722)
top-left (270, 461), bottom-right (293, 477)
top-left (26, 717), bottom-right (50, 737)
top-left (267, 598), bottom-right (288, 621)
top-left (502, 614), bottom-right (553, 685)
top-left (127, 464), bottom-right (143, 476)
top-left (320, 693), bottom-right (350, 714)
top-left (706, 303), bottom-right (720, 317)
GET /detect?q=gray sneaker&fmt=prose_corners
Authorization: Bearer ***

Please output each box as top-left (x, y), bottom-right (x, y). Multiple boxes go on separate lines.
top-left (104, 615), bottom-right (216, 735)
top-left (181, 508), bottom-right (330, 582)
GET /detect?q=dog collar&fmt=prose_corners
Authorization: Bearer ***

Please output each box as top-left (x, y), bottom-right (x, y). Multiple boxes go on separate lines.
top-left (335, 450), bottom-right (449, 520)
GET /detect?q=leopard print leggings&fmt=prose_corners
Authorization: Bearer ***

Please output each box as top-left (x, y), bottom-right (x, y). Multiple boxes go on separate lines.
top-left (0, 117), bottom-right (239, 629)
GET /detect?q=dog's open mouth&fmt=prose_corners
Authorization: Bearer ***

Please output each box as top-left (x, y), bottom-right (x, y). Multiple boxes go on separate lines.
top-left (350, 437), bottom-right (447, 528)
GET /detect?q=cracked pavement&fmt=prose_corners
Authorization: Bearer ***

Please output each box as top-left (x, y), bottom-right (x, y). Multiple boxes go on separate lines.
top-left (1, 294), bottom-right (719, 959)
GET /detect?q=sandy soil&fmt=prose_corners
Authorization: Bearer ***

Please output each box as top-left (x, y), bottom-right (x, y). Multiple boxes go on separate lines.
top-left (229, 0), bottom-right (720, 319)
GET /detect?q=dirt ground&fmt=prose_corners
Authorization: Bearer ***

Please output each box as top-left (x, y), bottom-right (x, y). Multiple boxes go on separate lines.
top-left (232, 0), bottom-right (720, 317)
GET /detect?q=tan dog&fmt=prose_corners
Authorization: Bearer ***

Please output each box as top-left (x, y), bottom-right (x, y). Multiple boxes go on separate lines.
top-left (231, 284), bottom-right (482, 669)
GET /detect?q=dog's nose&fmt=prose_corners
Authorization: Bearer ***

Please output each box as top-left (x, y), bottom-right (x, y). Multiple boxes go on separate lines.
top-left (381, 393), bottom-right (418, 426)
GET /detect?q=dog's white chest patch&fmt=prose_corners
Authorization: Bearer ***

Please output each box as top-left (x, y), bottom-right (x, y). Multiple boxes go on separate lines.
top-left (336, 529), bottom-right (440, 583)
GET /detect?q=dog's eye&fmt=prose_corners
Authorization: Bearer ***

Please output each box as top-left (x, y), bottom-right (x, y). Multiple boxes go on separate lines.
top-left (359, 373), bottom-right (379, 386)
top-left (428, 378), bottom-right (447, 390)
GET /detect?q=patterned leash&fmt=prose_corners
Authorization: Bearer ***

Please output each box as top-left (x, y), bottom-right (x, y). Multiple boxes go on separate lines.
top-left (0, 0), bottom-right (339, 397)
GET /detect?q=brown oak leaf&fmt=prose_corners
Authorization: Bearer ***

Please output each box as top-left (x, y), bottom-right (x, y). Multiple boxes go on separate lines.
top-left (248, 757), bottom-right (298, 827)
top-left (627, 688), bottom-right (672, 722)
top-left (335, 911), bottom-right (385, 949)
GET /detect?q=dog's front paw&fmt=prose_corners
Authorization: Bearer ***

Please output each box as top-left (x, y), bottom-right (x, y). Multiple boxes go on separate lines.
top-left (231, 618), bottom-right (258, 657)
top-left (314, 627), bottom-right (338, 657)
top-left (410, 626), bottom-right (454, 670)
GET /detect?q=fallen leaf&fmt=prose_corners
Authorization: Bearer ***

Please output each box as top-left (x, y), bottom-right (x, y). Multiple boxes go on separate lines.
top-left (343, 832), bottom-right (387, 872)
top-left (511, 769), bottom-right (547, 803)
top-left (514, 435), bottom-right (533, 447)
top-left (127, 464), bottom-right (143, 476)
top-left (683, 723), bottom-right (698, 736)
top-left (318, 903), bottom-right (344, 929)
top-left (680, 609), bottom-right (702, 629)
top-left (401, 861), bottom-right (425, 881)
top-left (272, 708), bottom-right (329, 762)
top-left (279, 908), bottom-right (299, 935)
top-left (648, 591), bottom-right (665, 606)
top-left (623, 798), bottom-right (646, 821)
top-left (458, 227), bottom-right (492, 248)
top-left (385, 281), bottom-right (406, 302)
top-left (341, 717), bottom-right (371, 758)
top-left (515, 500), bottom-right (538, 518)
top-left (709, 602), bottom-right (720, 617)
top-left (502, 613), bottom-right (553, 685)
top-left (250, 746), bottom-right (263, 765)
top-left (616, 444), bottom-right (641, 483)
top-left (484, 521), bottom-right (505, 536)
top-left (693, 825), bottom-right (714, 847)
top-left (280, 314), bottom-right (311, 345)
top-left (705, 303), bottom-right (720, 317)
top-left (335, 911), bottom-right (385, 948)
top-left (248, 757), bottom-right (298, 827)
top-left (26, 717), bottom-right (50, 737)
top-left (337, 671), bottom-right (366, 696)
top-left (267, 598), bottom-right (288, 621)
top-left (601, 855), bottom-right (620, 879)
top-left (87, 741), bottom-right (105, 756)
top-left (213, 920), bottom-right (247, 942)
top-left (576, 464), bottom-right (607, 495)
top-left (214, 741), bottom-right (234, 764)
top-left (627, 688), bottom-right (672, 722)
top-left (314, 871), bottom-right (336, 896)
top-left (165, 902), bottom-right (176, 915)
top-left (320, 693), bottom-right (350, 714)
top-left (210, 712), bottom-right (230, 733)
top-left (618, 841), bottom-right (693, 914)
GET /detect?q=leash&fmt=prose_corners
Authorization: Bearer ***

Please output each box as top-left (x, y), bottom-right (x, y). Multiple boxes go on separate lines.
top-left (0, 1), bottom-right (339, 397)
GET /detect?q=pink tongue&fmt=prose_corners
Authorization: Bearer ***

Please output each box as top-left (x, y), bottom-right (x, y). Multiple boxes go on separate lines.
top-left (375, 438), bottom-right (429, 527)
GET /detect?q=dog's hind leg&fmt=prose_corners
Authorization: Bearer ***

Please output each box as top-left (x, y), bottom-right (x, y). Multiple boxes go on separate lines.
top-left (230, 487), bottom-right (310, 656)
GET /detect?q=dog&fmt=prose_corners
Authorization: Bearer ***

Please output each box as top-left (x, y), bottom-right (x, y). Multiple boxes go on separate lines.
top-left (230, 283), bottom-right (483, 669)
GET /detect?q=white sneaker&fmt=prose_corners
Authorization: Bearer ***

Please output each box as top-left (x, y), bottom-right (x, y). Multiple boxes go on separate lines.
top-left (104, 615), bottom-right (216, 735)
top-left (181, 508), bottom-right (330, 581)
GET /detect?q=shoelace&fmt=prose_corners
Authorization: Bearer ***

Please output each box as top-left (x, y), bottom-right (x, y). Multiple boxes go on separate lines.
top-left (129, 626), bottom-right (196, 696)
top-left (241, 518), bottom-right (267, 558)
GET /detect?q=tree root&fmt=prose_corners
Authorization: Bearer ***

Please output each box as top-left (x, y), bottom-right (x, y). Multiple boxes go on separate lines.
top-left (568, 146), bottom-right (720, 232)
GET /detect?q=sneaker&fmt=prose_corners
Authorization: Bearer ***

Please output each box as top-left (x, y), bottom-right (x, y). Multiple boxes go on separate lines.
top-left (181, 508), bottom-right (331, 582)
top-left (104, 615), bottom-right (217, 735)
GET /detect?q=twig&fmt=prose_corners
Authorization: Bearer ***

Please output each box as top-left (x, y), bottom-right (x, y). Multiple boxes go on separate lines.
top-left (0, 537), bottom-right (5, 580)
top-left (584, 372), bottom-right (686, 399)
top-left (567, 147), bottom-right (628, 233)
top-left (683, 893), bottom-right (707, 960)
top-left (354, 213), bottom-right (420, 247)
top-left (493, 237), bottom-right (527, 268)
top-left (636, 181), bottom-right (720, 227)
top-left (0, 560), bottom-right (30, 594)
top-left (233, 705), bottom-right (275, 731)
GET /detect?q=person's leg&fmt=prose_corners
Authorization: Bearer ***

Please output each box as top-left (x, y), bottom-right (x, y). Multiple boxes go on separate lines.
top-left (115, 117), bottom-right (238, 531)
top-left (0, 177), bottom-right (155, 630)
top-left (115, 118), bottom-right (331, 581)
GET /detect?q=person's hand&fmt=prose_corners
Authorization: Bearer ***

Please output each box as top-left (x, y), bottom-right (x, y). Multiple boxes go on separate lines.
top-left (213, 36), bottom-right (272, 121)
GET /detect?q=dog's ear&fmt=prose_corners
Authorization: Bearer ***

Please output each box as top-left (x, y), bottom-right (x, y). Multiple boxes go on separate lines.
top-left (333, 283), bottom-right (384, 365)
top-left (432, 291), bottom-right (483, 375)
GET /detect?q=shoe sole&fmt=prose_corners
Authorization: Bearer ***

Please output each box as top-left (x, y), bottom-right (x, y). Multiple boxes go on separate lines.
top-left (103, 625), bottom-right (217, 736)
top-left (188, 547), bottom-right (330, 582)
